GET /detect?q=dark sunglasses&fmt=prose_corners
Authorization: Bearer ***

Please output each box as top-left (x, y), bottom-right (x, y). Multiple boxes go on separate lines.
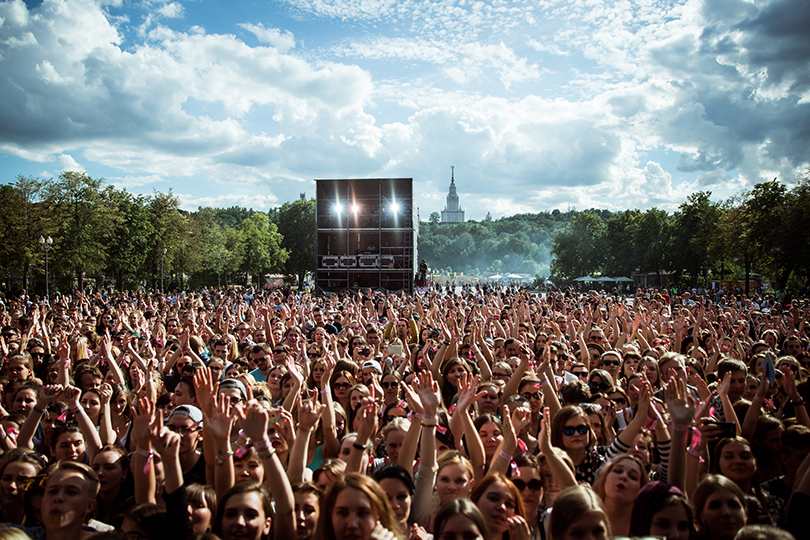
top-left (381, 382), bottom-right (398, 390)
top-left (562, 424), bottom-right (589, 436)
top-left (512, 478), bottom-right (543, 491)
top-left (573, 371), bottom-right (588, 377)
top-left (610, 397), bottom-right (628, 406)
top-left (273, 349), bottom-right (286, 355)
top-left (601, 359), bottom-right (621, 367)
top-left (590, 382), bottom-right (610, 393)
top-left (334, 382), bottom-right (351, 390)
top-left (521, 392), bottom-right (542, 401)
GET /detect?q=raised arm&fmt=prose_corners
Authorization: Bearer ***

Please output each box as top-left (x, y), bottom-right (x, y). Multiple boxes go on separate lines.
top-left (287, 394), bottom-right (324, 484)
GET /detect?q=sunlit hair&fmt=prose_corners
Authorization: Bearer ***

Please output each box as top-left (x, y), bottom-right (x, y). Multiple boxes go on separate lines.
top-left (213, 482), bottom-right (271, 539)
top-left (470, 473), bottom-right (526, 523)
top-left (434, 499), bottom-right (490, 540)
top-left (693, 475), bottom-right (747, 529)
top-left (437, 450), bottom-right (475, 479)
top-left (549, 485), bottom-right (610, 540)
top-left (319, 473), bottom-right (403, 540)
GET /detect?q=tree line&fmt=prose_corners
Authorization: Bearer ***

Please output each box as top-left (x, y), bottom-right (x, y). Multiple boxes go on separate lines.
top-left (0, 173), bottom-right (315, 296)
top-left (549, 179), bottom-right (810, 293)
top-left (4, 172), bottom-right (808, 296)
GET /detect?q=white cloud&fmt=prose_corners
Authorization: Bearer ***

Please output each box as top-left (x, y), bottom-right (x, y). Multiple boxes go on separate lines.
top-left (240, 23), bottom-right (295, 52)
top-left (57, 154), bottom-right (85, 173)
top-left (157, 2), bottom-right (183, 18)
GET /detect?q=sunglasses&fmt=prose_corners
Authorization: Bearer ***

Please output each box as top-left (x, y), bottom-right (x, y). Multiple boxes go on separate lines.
top-left (381, 382), bottom-right (398, 390)
top-left (273, 350), bottom-right (286, 355)
top-left (334, 382), bottom-right (351, 390)
top-left (512, 478), bottom-right (543, 492)
top-left (24, 474), bottom-right (49, 492)
top-left (573, 371), bottom-right (588, 377)
top-left (562, 424), bottom-right (589, 436)
top-left (610, 397), bottom-right (628, 406)
top-left (521, 391), bottom-right (542, 401)
top-left (601, 359), bottom-right (621, 367)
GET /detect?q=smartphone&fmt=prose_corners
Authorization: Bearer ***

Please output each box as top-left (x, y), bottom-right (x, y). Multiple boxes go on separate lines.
top-left (707, 421), bottom-right (736, 439)
top-left (268, 408), bottom-right (281, 424)
top-left (387, 344), bottom-right (403, 355)
top-left (762, 353), bottom-right (775, 387)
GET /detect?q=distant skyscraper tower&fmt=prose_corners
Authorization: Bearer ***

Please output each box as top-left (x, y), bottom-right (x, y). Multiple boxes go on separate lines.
top-left (441, 166), bottom-right (465, 223)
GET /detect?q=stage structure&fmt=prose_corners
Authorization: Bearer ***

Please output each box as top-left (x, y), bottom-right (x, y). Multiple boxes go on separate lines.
top-left (315, 178), bottom-right (418, 293)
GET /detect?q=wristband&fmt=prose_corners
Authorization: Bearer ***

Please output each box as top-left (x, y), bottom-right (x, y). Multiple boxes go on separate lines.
top-left (320, 388), bottom-right (331, 395)
top-left (69, 402), bottom-right (83, 413)
top-left (421, 419), bottom-right (438, 427)
top-left (687, 447), bottom-right (705, 463)
top-left (33, 405), bottom-right (46, 415)
top-left (753, 395), bottom-right (764, 402)
top-left (253, 436), bottom-right (272, 452)
top-left (793, 399), bottom-right (806, 407)
top-left (135, 447), bottom-right (155, 473)
top-left (672, 424), bottom-right (692, 432)
top-left (499, 450), bottom-right (512, 461)
top-left (352, 442), bottom-right (368, 451)
top-left (413, 413), bottom-right (436, 420)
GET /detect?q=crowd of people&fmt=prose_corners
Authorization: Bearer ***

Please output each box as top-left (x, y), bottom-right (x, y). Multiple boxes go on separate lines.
top-left (0, 283), bottom-right (807, 540)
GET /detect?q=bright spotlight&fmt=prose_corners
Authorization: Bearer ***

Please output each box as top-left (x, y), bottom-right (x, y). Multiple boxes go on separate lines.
top-left (333, 202), bottom-right (343, 215)
top-left (390, 201), bottom-right (400, 214)
top-left (351, 203), bottom-right (360, 214)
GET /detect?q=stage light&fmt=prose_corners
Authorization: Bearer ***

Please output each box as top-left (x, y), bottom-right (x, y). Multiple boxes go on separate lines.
top-left (390, 201), bottom-right (400, 213)
top-left (333, 202), bottom-right (343, 215)
top-left (351, 203), bottom-right (360, 214)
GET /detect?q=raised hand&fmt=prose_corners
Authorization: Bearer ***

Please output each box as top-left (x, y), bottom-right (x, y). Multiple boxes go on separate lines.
top-left (99, 382), bottom-right (113, 408)
top-left (205, 393), bottom-right (234, 441)
top-left (400, 381), bottom-right (424, 417)
top-left (131, 396), bottom-right (156, 448)
top-left (193, 367), bottom-right (217, 417)
top-left (414, 371), bottom-right (441, 416)
top-left (297, 394), bottom-right (325, 432)
top-left (455, 372), bottom-right (485, 412)
top-left (665, 378), bottom-right (696, 427)
top-left (237, 400), bottom-right (270, 442)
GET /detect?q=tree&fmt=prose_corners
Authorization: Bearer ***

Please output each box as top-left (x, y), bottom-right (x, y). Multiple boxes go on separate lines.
top-left (239, 213), bottom-right (288, 287)
top-left (550, 211), bottom-right (606, 280)
top-left (0, 176), bottom-right (52, 293)
top-left (106, 190), bottom-right (154, 291)
top-left (275, 198), bottom-right (316, 288)
top-left (671, 191), bottom-right (720, 286)
top-left (429, 212), bottom-right (440, 225)
top-left (47, 172), bottom-right (118, 292)
top-left (146, 191), bottom-right (187, 291)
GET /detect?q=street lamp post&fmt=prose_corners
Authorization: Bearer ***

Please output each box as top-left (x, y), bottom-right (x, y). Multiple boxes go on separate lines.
top-left (39, 236), bottom-right (53, 303)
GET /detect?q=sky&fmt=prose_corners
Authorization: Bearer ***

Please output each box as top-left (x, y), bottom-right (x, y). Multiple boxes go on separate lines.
top-left (0, 0), bottom-right (808, 221)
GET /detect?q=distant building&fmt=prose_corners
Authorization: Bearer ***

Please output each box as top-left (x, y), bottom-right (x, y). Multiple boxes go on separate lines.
top-left (441, 166), bottom-right (465, 223)
top-left (485, 212), bottom-right (492, 221)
